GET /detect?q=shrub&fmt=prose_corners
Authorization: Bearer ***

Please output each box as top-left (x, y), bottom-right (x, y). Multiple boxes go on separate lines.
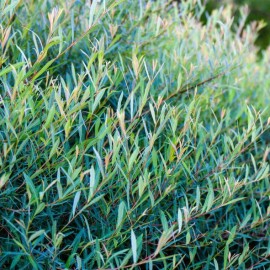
top-left (0, 0), bottom-right (269, 269)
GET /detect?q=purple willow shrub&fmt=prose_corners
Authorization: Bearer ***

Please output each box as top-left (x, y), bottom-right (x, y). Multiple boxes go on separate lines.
top-left (0, 0), bottom-right (269, 269)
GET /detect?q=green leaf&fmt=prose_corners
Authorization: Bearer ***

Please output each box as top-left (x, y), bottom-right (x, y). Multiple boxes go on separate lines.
top-left (131, 229), bottom-right (137, 263)
top-left (160, 210), bottom-right (168, 231)
top-left (29, 230), bottom-right (45, 243)
top-left (23, 173), bottom-right (38, 203)
top-left (31, 59), bottom-right (55, 81)
top-left (34, 203), bottom-right (45, 216)
top-left (72, 191), bottom-right (81, 217)
top-left (117, 201), bottom-right (126, 229)
top-left (0, 63), bottom-right (24, 77)
top-left (186, 230), bottom-right (191, 245)
top-left (177, 208), bottom-right (183, 233)
top-left (44, 105), bottom-right (56, 129)
top-left (222, 197), bottom-right (246, 207)
top-left (93, 147), bottom-right (105, 178)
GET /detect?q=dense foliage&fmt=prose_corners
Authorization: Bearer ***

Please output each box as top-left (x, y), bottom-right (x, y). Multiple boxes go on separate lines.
top-left (0, 0), bottom-right (269, 269)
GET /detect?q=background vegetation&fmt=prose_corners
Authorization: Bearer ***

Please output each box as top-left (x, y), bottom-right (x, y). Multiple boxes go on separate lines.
top-left (0, 0), bottom-right (269, 269)
top-left (207, 0), bottom-right (270, 50)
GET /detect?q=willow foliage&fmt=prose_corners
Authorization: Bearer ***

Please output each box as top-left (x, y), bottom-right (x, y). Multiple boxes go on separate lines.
top-left (0, 0), bottom-right (269, 269)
